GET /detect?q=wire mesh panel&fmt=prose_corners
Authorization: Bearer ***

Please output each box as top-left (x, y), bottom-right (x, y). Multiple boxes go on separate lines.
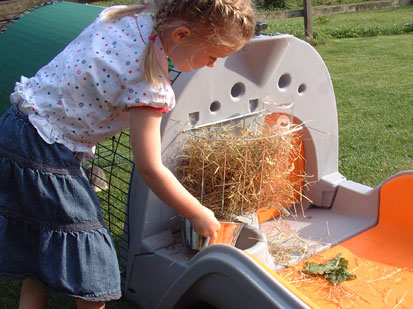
top-left (83, 131), bottom-right (133, 275)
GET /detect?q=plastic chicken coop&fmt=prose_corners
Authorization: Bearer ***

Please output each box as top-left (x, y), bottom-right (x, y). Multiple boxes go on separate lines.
top-left (0, 1), bottom-right (412, 308)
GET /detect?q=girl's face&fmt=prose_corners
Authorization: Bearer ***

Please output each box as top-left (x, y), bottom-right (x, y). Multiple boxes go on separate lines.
top-left (162, 26), bottom-right (245, 72)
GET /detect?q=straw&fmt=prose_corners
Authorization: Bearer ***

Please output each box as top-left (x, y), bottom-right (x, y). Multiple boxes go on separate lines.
top-left (178, 113), bottom-right (307, 222)
top-left (266, 217), bottom-right (328, 269)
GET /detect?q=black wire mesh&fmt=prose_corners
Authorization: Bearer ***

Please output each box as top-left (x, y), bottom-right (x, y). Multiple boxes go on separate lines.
top-left (83, 131), bottom-right (133, 275)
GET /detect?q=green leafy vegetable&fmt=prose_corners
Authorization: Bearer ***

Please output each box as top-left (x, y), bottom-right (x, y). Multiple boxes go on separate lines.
top-left (301, 254), bottom-right (356, 285)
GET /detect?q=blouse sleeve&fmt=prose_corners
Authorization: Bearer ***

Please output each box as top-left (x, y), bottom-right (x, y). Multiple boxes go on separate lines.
top-left (119, 77), bottom-right (175, 112)
top-left (86, 10), bottom-right (175, 112)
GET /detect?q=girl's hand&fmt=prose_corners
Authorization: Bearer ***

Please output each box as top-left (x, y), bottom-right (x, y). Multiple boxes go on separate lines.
top-left (189, 206), bottom-right (220, 241)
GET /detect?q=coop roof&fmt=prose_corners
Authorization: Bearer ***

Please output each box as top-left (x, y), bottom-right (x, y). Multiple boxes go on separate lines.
top-left (0, 1), bottom-right (103, 115)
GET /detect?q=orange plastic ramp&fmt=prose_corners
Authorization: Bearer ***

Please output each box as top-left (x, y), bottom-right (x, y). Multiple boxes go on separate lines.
top-left (276, 173), bottom-right (413, 308)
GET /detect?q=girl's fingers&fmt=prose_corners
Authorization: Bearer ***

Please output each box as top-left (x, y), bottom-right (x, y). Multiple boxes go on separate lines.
top-left (210, 231), bottom-right (218, 244)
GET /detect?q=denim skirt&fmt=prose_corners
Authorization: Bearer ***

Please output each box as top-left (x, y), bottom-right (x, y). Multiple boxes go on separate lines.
top-left (0, 104), bottom-right (121, 301)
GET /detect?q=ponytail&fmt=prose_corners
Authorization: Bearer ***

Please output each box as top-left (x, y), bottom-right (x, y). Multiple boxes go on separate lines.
top-left (102, 5), bottom-right (146, 21)
top-left (142, 40), bottom-right (162, 85)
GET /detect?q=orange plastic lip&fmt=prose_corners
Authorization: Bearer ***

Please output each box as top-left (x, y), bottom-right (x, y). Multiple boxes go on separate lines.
top-left (209, 222), bottom-right (244, 246)
top-left (276, 173), bottom-right (413, 308)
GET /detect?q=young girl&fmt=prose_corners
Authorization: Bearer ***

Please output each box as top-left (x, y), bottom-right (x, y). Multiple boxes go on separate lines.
top-left (0, 0), bottom-right (255, 308)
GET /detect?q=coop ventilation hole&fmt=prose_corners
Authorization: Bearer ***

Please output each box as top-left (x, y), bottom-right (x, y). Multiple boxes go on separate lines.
top-left (189, 112), bottom-right (200, 126)
top-left (231, 82), bottom-right (245, 100)
top-left (210, 101), bottom-right (221, 113)
top-left (278, 73), bottom-right (291, 90)
top-left (298, 83), bottom-right (307, 94)
top-left (249, 99), bottom-right (259, 112)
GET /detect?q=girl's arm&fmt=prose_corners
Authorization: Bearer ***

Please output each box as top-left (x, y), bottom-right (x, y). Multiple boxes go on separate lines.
top-left (129, 107), bottom-right (220, 238)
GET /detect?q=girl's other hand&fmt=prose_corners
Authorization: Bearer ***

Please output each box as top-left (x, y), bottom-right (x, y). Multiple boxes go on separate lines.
top-left (189, 206), bottom-right (220, 240)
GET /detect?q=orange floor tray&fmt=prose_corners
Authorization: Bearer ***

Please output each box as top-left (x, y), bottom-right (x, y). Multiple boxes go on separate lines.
top-left (273, 173), bottom-right (413, 308)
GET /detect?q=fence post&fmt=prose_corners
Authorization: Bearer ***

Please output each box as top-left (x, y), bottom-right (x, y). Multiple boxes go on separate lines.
top-left (303, 0), bottom-right (313, 38)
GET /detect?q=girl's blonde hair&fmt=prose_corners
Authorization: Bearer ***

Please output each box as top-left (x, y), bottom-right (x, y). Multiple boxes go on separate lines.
top-left (104, 0), bottom-right (256, 85)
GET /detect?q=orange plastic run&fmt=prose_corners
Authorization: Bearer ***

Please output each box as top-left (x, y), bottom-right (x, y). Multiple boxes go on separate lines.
top-left (274, 173), bottom-right (413, 308)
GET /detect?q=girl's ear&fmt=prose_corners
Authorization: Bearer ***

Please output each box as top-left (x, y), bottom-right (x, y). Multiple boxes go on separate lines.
top-left (171, 26), bottom-right (191, 42)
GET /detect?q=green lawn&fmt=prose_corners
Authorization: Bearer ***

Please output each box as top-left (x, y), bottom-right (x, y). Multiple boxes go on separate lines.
top-left (315, 33), bottom-right (413, 187)
top-left (265, 6), bottom-right (413, 41)
top-left (90, 0), bottom-right (383, 9)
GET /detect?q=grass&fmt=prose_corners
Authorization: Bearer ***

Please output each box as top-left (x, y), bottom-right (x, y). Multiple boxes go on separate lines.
top-left (1, 4), bottom-right (412, 308)
top-left (0, 279), bottom-right (137, 308)
top-left (89, 0), bottom-right (382, 9)
top-left (315, 33), bottom-right (413, 187)
top-left (265, 6), bottom-right (413, 42)
top-left (261, 0), bottom-right (380, 10)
